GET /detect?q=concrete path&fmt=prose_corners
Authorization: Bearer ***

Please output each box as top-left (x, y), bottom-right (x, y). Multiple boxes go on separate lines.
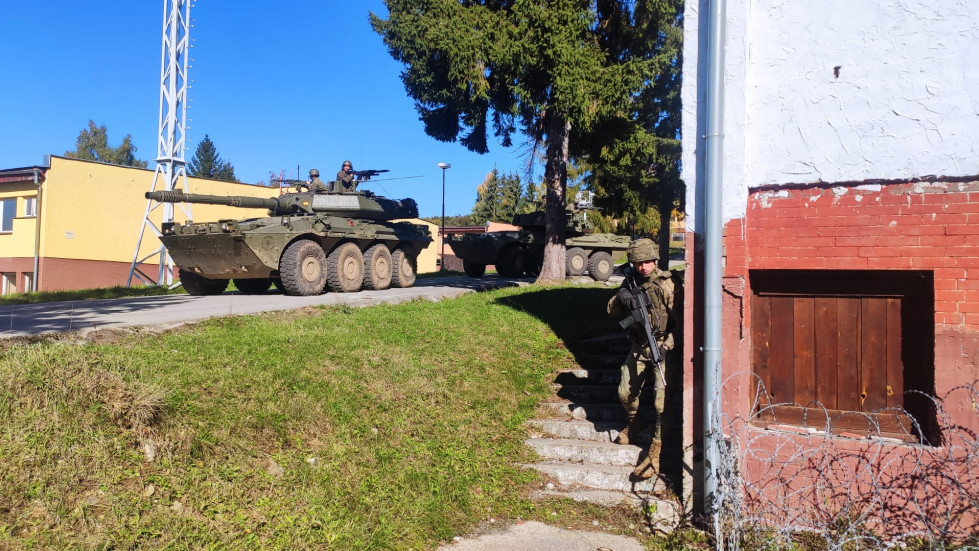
top-left (0, 275), bottom-right (527, 339)
top-left (437, 521), bottom-right (643, 551)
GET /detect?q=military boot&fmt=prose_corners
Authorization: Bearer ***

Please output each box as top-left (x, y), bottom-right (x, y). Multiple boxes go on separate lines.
top-left (631, 441), bottom-right (661, 479)
top-left (614, 418), bottom-right (641, 445)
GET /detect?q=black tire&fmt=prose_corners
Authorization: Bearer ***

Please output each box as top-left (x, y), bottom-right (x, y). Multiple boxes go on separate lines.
top-left (327, 242), bottom-right (365, 293)
top-left (279, 239), bottom-right (328, 296)
top-left (566, 247), bottom-right (587, 276)
top-left (179, 269), bottom-right (229, 296)
top-left (588, 251), bottom-right (614, 282)
top-left (391, 246), bottom-right (417, 288)
top-left (363, 244), bottom-right (393, 290)
top-left (234, 278), bottom-right (272, 295)
top-left (497, 246), bottom-right (526, 278)
top-left (463, 260), bottom-right (486, 278)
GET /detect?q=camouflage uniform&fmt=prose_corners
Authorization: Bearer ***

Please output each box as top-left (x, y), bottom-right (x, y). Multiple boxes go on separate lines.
top-left (307, 169), bottom-right (328, 193)
top-left (333, 160), bottom-right (357, 193)
top-left (606, 238), bottom-right (675, 459)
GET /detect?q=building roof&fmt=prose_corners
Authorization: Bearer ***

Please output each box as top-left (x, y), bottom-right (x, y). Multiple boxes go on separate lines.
top-left (0, 165), bottom-right (47, 184)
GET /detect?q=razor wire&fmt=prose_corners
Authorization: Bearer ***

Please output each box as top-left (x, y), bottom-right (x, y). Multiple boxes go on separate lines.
top-left (708, 372), bottom-right (979, 550)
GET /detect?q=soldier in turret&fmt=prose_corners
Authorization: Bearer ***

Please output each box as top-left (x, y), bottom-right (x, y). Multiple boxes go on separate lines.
top-left (307, 168), bottom-right (328, 192)
top-left (333, 160), bottom-right (357, 193)
top-left (606, 238), bottom-right (676, 479)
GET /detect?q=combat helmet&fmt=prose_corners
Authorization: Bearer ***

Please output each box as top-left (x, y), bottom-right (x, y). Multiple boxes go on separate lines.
top-left (309, 168), bottom-right (320, 177)
top-left (626, 238), bottom-right (658, 264)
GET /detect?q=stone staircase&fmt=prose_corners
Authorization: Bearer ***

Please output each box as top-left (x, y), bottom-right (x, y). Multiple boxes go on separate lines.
top-left (524, 332), bottom-right (683, 530)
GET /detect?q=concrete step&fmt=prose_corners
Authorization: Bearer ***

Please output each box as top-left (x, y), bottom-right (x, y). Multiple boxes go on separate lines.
top-left (574, 333), bottom-right (631, 355)
top-left (526, 460), bottom-right (669, 494)
top-left (526, 437), bottom-right (642, 466)
top-left (550, 382), bottom-right (619, 403)
top-left (527, 418), bottom-right (656, 444)
top-left (539, 401), bottom-right (630, 422)
top-left (553, 367), bottom-right (621, 385)
top-left (568, 354), bottom-right (624, 371)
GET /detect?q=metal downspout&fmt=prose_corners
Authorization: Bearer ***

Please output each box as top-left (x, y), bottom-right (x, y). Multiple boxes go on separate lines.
top-left (703, 0), bottom-right (726, 541)
top-left (31, 169), bottom-right (42, 293)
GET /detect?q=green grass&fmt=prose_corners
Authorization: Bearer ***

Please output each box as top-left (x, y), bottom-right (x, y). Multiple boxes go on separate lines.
top-left (0, 284), bottom-right (185, 306)
top-left (0, 283), bottom-right (688, 550)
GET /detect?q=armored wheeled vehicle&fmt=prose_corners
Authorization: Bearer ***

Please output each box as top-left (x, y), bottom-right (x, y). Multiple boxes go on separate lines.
top-left (147, 186), bottom-right (432, 296)
top-left (446, 195), bottom-right (630, 281)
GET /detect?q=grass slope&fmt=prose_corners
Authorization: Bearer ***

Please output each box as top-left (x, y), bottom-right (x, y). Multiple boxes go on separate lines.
top-left (0, 285), bottom-right (669, 550)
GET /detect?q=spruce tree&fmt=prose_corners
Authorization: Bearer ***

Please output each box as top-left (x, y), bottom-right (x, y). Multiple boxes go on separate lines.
top-left (188, 135), bottom-right (238, 182)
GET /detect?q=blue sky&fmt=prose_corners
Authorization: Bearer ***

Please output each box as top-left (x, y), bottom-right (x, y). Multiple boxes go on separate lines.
top-left (0, 2), bottom-right (534, 218)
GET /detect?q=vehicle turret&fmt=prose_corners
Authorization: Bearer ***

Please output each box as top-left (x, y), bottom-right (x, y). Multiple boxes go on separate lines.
top-left (146, 190), bottom-right (419, 220)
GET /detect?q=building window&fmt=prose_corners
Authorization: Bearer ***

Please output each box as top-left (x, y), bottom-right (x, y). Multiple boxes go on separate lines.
top-left (24, 197), bottom-right (37, 217)
top-left (750, 270), bottom-right (938, 444)
top-left (0, 198), bottom-right (14, 232)
top-left (1, 273), bottom-right (14, 295)
top-left (23, 272), bottom-right (34, 293)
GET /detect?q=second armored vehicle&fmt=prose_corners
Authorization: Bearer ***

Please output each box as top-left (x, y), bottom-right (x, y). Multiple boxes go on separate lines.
top-left (446, 195), bottom-right (630, 281)
top-left (147, 184), bottom-right (432, 296)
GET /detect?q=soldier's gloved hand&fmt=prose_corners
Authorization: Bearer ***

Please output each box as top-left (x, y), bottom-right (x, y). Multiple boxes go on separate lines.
top-left (615, 287), bottom-right (636, 310)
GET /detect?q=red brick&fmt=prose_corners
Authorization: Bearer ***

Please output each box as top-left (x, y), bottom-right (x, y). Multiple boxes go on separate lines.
top-left (818, 225), bottom-right (860, 237)
top-left (936, 267), bottom-right (968, 280)
top-left (826, 257), bottom-right (868, 269)
top-left (866, 257), bottom-right (912, 269)
top-left (762, 257), bottom-right (829, 269)
top-left (964, 287), bottom-right (979, 300)
top-left (876, 235), bottom-right (921, 247)
top-left (920, 235), bottom-right (967, 248)
top-left (910, 256), bottom-right (964, 269)
top-left (902, 225), bottom-right (947, 236)
top-left (746, 216), bottom-right (785, 230)
top-left (959, 301), bottom-right (979, 314)
top-left (818, 247), bottom-right (861, 258)
top-left (899, 246), bottom-right (952, 258)
top-left (964, 313), bottom-right (979, 328)
top-left (937, 312), bottom-right (964, 326)
top-left (859, 246), bottom-right (903, 257)
top-left (923, 191), bottom-right (970, 204)
top-left (947, 225), bottom-right (979, 236)
top-left (836, 236), bottom-right (879, 247)
top-left (880, 193), bottom-right (921, 206)
top-left (945, 245), bottom-right (979, 257)
top-left (959, 258), bottom-right (979, 268)
top-left (935, 290), bottom-right (967, 304)
top-left (941, 202), bottom-right (979, 214)
top-left (935, 278), bottom-right (959, 291)
top-left (836, 215), bottom-right (881, 227)
top-left (858, 225), bottom-right (903, 237)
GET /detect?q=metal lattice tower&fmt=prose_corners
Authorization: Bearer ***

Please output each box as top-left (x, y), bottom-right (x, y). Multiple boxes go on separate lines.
top-left (128, 0), bottom-right (193, 287)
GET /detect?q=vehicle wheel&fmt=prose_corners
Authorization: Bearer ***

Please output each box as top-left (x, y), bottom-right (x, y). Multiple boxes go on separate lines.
top-left (463, 260), bottom-right (486, 278)
top-left (179, 269), bottom-right (229, 296)
top-left (497, 246), bottom-right (526, 278)
top-left (566, 247), bottom-right (587, 276)
top-left (525, 247), bottom-right (544, 277)
top-left (327, 242), bottom-right (365, 292)
top-left (391, 246), bottom-right (417, 288)
top-left (234, 278), bottom-right (272, 295)
top-left (279, 239), bottom-right (328, 296)
top-left (363, 244), bottom-right (393, 290)
top-left (588, 251), bottom-right (614, 282)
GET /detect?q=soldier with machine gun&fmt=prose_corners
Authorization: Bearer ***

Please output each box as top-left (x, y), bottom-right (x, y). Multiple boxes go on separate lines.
top-left (606, 238), bottom-right (676, 479)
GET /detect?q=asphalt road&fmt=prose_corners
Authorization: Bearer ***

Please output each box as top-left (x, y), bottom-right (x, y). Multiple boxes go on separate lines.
top-left (0, 275), bottom-right (532, 339)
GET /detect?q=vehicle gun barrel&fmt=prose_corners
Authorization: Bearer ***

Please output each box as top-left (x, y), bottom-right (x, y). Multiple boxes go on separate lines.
top-left (146, 191), bottom-right (280, 210)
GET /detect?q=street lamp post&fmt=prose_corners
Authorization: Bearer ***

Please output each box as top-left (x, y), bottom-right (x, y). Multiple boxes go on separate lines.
top-left (437, 162), bottom-right (451, 271)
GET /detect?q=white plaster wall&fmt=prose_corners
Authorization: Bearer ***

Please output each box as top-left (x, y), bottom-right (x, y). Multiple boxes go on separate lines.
top-left (682, 0), bottom-right (979, 229)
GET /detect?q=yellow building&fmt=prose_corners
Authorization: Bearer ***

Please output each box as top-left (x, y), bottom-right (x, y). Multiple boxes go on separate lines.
top-left (0, 156), bottom-right (436, 295)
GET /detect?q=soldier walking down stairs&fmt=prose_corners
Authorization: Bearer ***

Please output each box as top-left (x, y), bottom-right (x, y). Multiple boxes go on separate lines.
top-left (606, 238), bottom-right (676, 479)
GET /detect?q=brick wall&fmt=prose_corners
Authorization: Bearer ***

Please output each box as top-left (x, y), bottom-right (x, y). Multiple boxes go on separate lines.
top-left (716, 178), bottom-right (979, 429)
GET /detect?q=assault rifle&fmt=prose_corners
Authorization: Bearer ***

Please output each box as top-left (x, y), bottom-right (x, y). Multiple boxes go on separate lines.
top-left (618, 266), bottom-right (668, 388)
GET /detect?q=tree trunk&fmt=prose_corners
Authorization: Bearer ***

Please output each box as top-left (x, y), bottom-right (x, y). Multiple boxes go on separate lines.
top-left (536, 114), bottom-right (571, 283)
top-left (657, 193), bottom-right (673, 271)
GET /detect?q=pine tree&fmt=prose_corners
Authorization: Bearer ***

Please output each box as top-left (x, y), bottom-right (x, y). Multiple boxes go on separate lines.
top-left (372, 1), bottom-right (655, 282)
top-left (187, 135), bottom-right (238, 182)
